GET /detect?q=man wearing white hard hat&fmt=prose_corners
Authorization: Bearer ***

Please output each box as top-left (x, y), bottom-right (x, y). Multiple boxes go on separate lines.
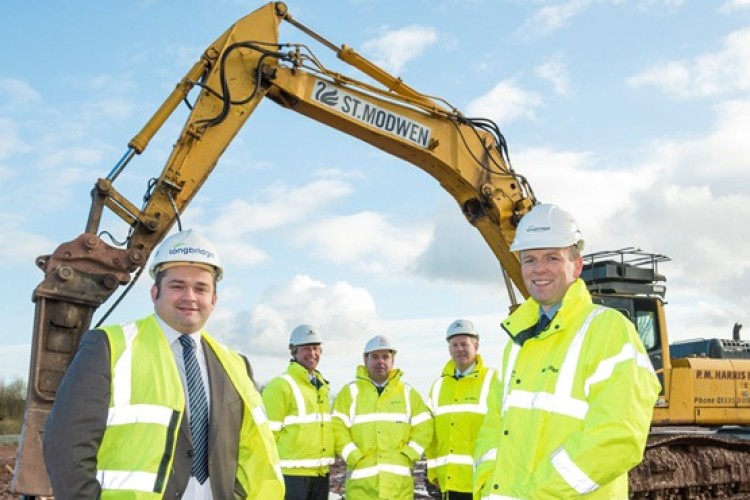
top-left (44, 229), bottom-right (284, 499)
top-left (425, 319), bottom-right (495, 500)
top-left (332, 335), bottom-right (433, 499)
top-left (473, 204), bottom-right (660, 499)
top-left (262, 324), bottom-right (334, 500)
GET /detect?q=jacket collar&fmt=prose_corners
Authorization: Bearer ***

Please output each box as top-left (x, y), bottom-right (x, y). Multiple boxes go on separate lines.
top-left (288, 360), bottom-right (328, 386)
top-left (502, 279), bottom-right (592, 344)
top-left (440, 354), bottom-right (485, 377)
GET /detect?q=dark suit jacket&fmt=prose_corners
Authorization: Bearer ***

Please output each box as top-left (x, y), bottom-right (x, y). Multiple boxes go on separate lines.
top-left (43, 328), bottom-right (255, 499)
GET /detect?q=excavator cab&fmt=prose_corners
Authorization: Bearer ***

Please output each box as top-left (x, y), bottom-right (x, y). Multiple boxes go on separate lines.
top-left (582, 248), bottom-right (670, 373)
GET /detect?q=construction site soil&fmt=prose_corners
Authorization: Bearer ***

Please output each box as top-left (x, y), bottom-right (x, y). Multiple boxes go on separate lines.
top-left (0, 444), bottom-right (18, 500)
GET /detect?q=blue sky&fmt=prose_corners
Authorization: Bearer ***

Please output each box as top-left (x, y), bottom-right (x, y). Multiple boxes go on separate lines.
top-left (2, 0), bottom-right (749, 395)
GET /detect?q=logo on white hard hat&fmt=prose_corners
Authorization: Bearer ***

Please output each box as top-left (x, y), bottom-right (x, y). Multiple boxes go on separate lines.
top-left (510, 204), bottom-right (584, 253)
top-left (149, 229), bottom-right (223, 280)
top-left (364, 334), bottom-right (397, 354)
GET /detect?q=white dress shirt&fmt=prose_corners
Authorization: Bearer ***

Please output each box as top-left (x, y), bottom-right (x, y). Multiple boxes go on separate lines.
top-left (155, 314), bottom-right (213, 500)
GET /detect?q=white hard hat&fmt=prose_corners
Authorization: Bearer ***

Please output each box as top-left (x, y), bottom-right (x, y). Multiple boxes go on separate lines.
top-left (446, 319), bottom-right (479, 340)
top-left (363, 335), bottom-right (397, 354)
top-left (510, 204), bottom-right (584, 253)
top-left (289, 324), bottom-right (323, 347)
top-left (149, 229), bottom-right (223, 281)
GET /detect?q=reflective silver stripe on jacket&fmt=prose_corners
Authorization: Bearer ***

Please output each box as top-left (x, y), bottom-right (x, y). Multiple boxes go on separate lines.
top-left (551, 447), bottom-right (598, 494)
top-left (349, 464), bottom-right (412, 479)
top-left (583, 343), bottom-right (655, 397)
top-left (279, 457), bottom-right (336, 468)
top-left (474, 448), bottom-right (497, 469)
top-left (340, 380), bottom-right (416, 426)
top-left (429, 369), bottom-right (496, 416)
top-left (340, 442), bottom-right (359, 462)
top-left (500, 307), bottom-right (605, 418)
top-left (96, 470), bottom-right (159, 493)
top-left (427, 453), bottom-right (474, 468)
top-left (274, 374), bottom-right (331, 427)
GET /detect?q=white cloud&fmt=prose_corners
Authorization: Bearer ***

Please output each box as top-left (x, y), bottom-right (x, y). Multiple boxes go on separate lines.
top-left (510, 146), bottom-right (655, 254)
top-left (720, 0), bottom-right (750, 13)
top-left (211, 178), bottom-right (354, 238)
top-left (212, 273), bottom-right (379, 359)
top-left (294, 211), bottom-right (433, 275)
top-left (520, 0), bottom-right (595, 36)
top-left (0, 78), bottom-right (42, 107)
top-left (593, 99), bottom-right (750, 316)
top-left (628, 27), bottom-right (750, 97)
top-left (466, 80), bottom-right (543, 123)
top-left (535, 56), bottom-right (570, 95)
top-left (362, 26), bottom-right (438, 74)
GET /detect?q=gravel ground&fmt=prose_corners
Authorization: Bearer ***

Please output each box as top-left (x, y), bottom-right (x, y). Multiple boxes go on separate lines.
top-left (0, 444), bottom-right (19, 500)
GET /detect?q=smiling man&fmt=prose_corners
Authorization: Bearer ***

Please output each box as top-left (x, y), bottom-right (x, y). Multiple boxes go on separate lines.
top-left (43, 229), bottom-right (284, 499)
top-left (426, 319), bottom-right (495, 500)
top-left (332, 335), bottom-right (433, 499)
top-left (262, 324), bottom-right (334, 500)
top-left (473, 204), bottom-right (661, 499)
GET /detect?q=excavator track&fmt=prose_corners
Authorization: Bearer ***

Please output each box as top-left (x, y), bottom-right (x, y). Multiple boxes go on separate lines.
top-left (630, 431), bottom-right (750, 499)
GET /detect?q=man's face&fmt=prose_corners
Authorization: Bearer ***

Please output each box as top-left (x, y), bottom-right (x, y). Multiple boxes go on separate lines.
top-left (448, 334), bottom-right (478, 372)
top-left (521, 247), bottom-right (582, 311)
top-left (151, 265), bottom-right (217, 334)
top-left (294, 344), bottom-right (322, 372)
top-left (365, 349), bottom-right (394, 384)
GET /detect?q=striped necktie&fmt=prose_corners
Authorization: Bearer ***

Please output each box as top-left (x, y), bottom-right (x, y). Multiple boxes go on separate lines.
top-left (179, 335), bottom-right (210, 484)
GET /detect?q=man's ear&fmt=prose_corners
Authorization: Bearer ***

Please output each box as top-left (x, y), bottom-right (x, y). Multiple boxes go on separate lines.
top-left (150, 284), bottom-right (158, 302)
top-left (573, 255), bottom-right (584, 278)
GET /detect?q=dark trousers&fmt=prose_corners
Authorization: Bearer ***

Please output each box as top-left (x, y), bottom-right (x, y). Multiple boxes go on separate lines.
top-left (442, 491), bottom-right (473, 500)
top-left (283, 474), bottom-right (330, 500)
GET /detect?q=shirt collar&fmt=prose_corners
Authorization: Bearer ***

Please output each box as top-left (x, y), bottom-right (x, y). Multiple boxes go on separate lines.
top-left (154, 313), bottom-right (202, 348)
top-left (540, 303), bottom-right (562, 320)
top-left (455, 362), bottom-right (476, 378)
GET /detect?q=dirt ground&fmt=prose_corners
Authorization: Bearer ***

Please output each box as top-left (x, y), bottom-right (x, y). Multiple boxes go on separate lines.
top-left (0, 444), bottom-right (19, 500)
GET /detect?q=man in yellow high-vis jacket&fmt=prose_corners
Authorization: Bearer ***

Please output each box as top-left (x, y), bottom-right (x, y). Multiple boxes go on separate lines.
top-left (262, 324), bottom-right (335, 500)
top-left (333, 335), bottom-right (433, 499)
top-left (44, 229), bottom-right (284, 499)
top-left (474, 204), bottom-right (661, 499)
top-left (426, 319), bottom-right (495, 500)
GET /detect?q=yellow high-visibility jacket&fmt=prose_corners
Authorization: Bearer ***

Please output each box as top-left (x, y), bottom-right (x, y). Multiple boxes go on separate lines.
top-left (474, 279), bottom-right (661, 499)
top-left (332, 366), bottom-right (433, 500)
top-left (98, 315), bottom-right (284, 499)
top-left (262, 361), bottom-right (335, 476)
top-left (425, 354), bottom-right (495, 494)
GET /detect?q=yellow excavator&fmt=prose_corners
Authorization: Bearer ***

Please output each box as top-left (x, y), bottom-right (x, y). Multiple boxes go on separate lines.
top-left (12, 2), bottom-right (750, 498)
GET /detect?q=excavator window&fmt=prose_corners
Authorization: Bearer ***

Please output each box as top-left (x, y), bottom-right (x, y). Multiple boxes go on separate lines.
top-left (635, 309), bottom-right (657, 351)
